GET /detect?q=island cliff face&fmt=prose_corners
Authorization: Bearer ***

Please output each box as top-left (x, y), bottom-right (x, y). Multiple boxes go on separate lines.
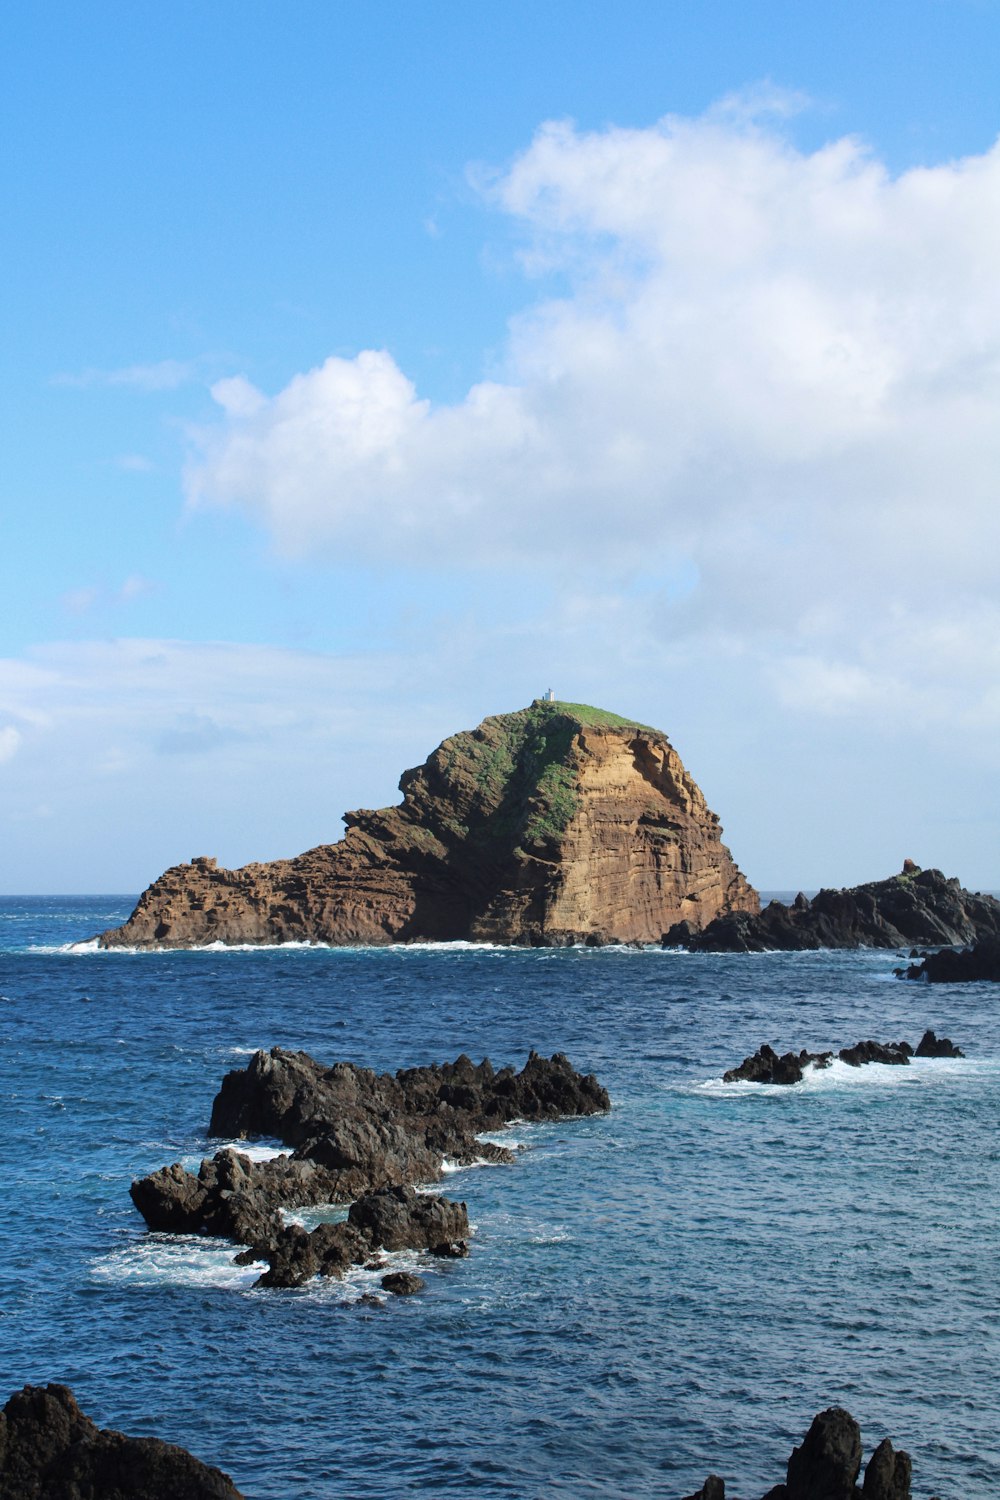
top-left (98, 700), bottom-right (757, 949)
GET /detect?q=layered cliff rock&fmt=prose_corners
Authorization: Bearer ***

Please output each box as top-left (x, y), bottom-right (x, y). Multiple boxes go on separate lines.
top-left (98, 700), bottom-right (757, 948)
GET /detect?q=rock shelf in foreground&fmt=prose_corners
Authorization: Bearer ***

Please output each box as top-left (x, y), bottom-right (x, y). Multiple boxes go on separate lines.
top-left (131, 1049), bottom-right (610, 1288)
top-left (682, 1405), bottom-right (916, 1499)
top-left (0, 1383), bottom-right (243, 1500)
top-left (723, 1030), bottom-right (963, 1085)
top-left (666, 864), bottom-right (1000, 952)
top-left (97, 699), bottom-right (756, 949)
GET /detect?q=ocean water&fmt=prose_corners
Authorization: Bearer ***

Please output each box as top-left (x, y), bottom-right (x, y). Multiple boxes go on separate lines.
top-left (2, 895), bottom-right (999, 1498)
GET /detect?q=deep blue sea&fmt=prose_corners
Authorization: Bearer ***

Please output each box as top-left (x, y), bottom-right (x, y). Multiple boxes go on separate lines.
top-left (3, 895), bottom-right (999, 1499)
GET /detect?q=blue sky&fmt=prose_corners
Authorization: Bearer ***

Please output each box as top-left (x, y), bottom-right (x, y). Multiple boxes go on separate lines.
top-left (3, 2), bottom-right (1000, 892)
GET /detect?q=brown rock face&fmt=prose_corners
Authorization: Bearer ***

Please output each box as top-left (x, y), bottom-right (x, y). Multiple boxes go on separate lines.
top-left (99, 700), bottom-right (757, 949)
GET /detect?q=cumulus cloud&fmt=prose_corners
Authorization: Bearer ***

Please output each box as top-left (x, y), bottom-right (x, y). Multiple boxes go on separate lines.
top-left (184, 102), bottom-right (1000, 725)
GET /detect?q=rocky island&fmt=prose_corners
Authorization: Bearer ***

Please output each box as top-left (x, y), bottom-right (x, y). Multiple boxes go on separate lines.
top-left (97, 699), bottom-right (757, 948)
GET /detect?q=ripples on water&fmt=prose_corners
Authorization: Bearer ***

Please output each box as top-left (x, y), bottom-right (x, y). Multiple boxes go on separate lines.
top-left (2, 896), bottom-right (999, 1496)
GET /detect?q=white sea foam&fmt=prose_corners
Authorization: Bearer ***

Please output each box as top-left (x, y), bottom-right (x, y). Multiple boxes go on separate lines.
top-left (179, 1140), bottom-right (288, 1170)
top-left (91, 1233), bottom-right (267, 1291)
top-left (696, 1054), bottom-right (994, 1097)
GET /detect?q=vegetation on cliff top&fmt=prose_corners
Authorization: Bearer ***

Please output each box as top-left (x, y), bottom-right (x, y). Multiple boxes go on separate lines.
top-left (432, 700), bottom-right (661, 851)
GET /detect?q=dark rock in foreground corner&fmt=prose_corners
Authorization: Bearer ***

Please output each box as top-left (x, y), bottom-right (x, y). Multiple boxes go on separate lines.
top-left (682, 1406), bottom-right (912, 1499)
top-left (665, 864), bottom-right (1000, 952)
top-left (131, 1048), bottom-right (609, 1289)
top-left (898, 936), bottom-right (1000, 984)
top-left (722, 1032), bottom-right (960, 1085)
top-left (0, 1383), bottom-right (243, 1500)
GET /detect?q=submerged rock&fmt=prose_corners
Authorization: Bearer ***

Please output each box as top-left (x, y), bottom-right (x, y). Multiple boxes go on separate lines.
top-left (381, 1271), bottom-right (426, 1296)
top-left (131, 1048), bottom-right (609, 1289)
top-left (0, 1383), bottom-right (243, 1500)
top-left (96, 700), bottom-right (757, 949)
top-left (666, 864), bottom-right (1000, 952)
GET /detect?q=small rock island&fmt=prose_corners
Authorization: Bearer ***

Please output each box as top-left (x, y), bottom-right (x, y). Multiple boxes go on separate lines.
top-left (98, 700), bottom-right (757, 949)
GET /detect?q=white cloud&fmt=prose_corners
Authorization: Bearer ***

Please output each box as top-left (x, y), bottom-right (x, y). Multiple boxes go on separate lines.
top-left (0, 726), bottom-right (21, 764)
top-left (61, 576), bottom-right (157, 614)
top-left (54, 359), bottom-right (201, 392)
top-left (183, 106), bottom-right (1000, 724)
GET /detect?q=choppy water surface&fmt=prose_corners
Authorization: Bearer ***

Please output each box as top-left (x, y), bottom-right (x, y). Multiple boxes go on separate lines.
top-left (2, 895), bottom-right (999, 1497)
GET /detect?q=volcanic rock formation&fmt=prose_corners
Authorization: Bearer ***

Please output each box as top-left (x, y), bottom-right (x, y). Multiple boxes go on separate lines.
top-left (98, 700), bottom-right (757, 948)
top-left (665, 864), bottom-right (1000, 952)
top-left (898, 935), bottom-right (1000, 982)
top-left (681, 1406), bottom-right (914, 1500)
top-left (722, 1030), bottom-right (963, 1085)
top-left (0, 1383), bottom-right (243, 1500)
top-left (131, 1048), bottom-right (610, 1288)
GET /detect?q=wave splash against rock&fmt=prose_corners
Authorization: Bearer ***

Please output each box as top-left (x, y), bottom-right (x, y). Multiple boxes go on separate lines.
top-left (131, 1048), bottom-right (610, 1289)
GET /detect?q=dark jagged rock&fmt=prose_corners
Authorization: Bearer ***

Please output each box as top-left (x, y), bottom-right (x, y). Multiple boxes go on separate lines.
top-left (837, 1040), bottom-right (911, 1068)
top-left (722, 1035), bottom-right (954, 1085)
top-left (681, 1477), bottom-right (725, 1500)
top-left (723, 1044), bottom-right (832, 1085)
top-left (0, 1383), bottom-right (243, 1500)
top-left (862, 1437), bottom-right (912, 1499)
top-left (209, 1045), bottom-right (608, 1164)
top-left (786, 1407), bottom-right (862, 1499)
top-left (666, 865), bottom-right (1000, 952)
top-left (97, 700), bottom-right (757, 950)
top-left (131, 1049), bottom-right (609, 1289)
top-left (898, 936), bottom-right (1000, 983)
top-left (347, 1184), bottom-right (468, 1253)
top-left (913, 1028), bottom-right (963, 1057)
top-left (680, 1407), bottom-right (912, 1500)
top-left (381, 1271), bottom-right (426, 1296)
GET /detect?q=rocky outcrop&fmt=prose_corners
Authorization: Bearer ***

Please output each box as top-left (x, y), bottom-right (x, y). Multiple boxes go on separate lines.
top-left (131, 1049), bottom-right (609, 1288)
top-left (666, 865), bottom-right (1000, 952)
top-left (723, 1031), bottom-right (962, 1084)
top-left (97, 700), bottom-right (757, 949)
top-left (0, 1383), bottom-right (243, 1500)
top-left (898, 936), bottom-right (1000, 983)
top-left (682, 1406), bottom-right (913, 1500)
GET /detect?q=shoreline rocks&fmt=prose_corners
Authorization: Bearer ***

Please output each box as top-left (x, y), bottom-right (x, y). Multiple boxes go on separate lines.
top-left (131, 1049), bottom-right (609, 1289)
top-left (682, 1406), bottom-right (914, 1500)
top-left (897, 936), bottom-right (1000, 983)
top-left (0, 1383), bottom-right (243, 1500)
top-left (723, 1030), bottom-right (963, 1085)
top-left (665, 865), bottom-right (1000, 953)
top-left (96, 700), bottom-right (757, 950)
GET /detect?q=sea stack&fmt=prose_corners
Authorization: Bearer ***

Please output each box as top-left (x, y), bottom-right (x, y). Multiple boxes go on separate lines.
top-left (99, 699), bottom-right (757, 948)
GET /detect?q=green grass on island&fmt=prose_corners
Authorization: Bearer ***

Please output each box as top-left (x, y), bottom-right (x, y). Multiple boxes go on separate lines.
top-left (435, 699), bottom-right (663, 850)
top-left (531, 700), bottom-right (661, 733)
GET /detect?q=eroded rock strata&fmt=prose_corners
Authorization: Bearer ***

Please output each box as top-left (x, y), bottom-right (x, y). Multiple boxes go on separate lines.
top-left (682, 1406), bottom-right (914, 1500)
top-left (723, 1030), bottom-right (963, 1084)
top-left (666, 864), bottom-right (1000, 952)
top-left (0, 1383), bottom-right (243, 1500)
top-left (132, 1049), bottom-right (609, 1288)
top-left (98, 700), bottom-right (757, 949)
